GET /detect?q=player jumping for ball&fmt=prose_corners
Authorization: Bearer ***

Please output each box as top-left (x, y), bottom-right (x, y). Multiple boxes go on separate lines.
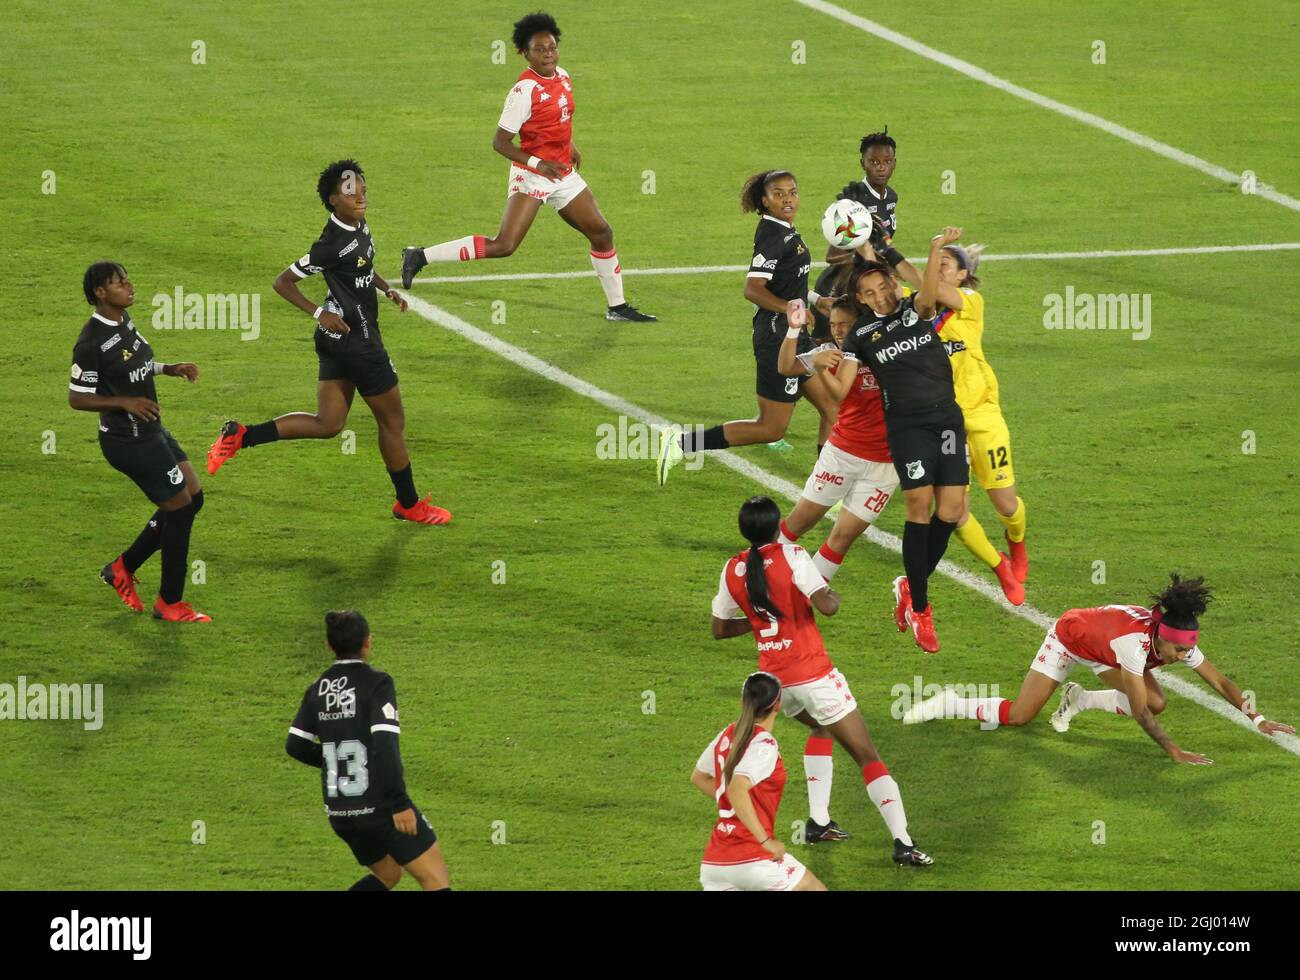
top-left (400, 11), bottom-right (656, 323)
top-left (206, 161), bottom-right (451, 526)
top-left (903, 574), bottom-right (1294, 763)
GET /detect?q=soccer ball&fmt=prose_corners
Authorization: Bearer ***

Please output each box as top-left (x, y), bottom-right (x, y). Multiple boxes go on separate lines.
top-left (821, 199), bottom-right (873, 250)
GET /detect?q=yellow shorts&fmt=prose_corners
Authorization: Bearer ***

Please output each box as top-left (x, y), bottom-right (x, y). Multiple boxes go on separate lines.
top-left (964, 404), bottom-right (1015, 490)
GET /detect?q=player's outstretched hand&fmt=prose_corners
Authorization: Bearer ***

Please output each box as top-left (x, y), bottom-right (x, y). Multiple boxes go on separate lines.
top-left (1260, 719), bottom-right (1296, 737)
top-left (762, 838), bottom-right (787, 863)
top-left (385, 288), bottom-right (408, 313)
top-left (786, 300), bottom-right (810, 330)
top-left (932, 226), bottom-right (963, 248)
top-left (121, 397), bottom-right (161, 421)
top-left (319, 311), bottom-right (350, 335)
top-left (166, 363), bottom-right (199, 382)
top-left (1170, 748), bottom-right (1214, 765)
top-left (392, 807), bottom-right (417, 836)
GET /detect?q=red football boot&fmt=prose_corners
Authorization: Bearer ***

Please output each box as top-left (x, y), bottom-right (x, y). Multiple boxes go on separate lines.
top-left (206, 420), bottom-right (246, 475)
top-left (392, 495), bottom-right (452, 526)
top-left (993, 553), bottom-right (1025, 606)
top-left (153, 598), bottom-right (212, 623)
top-left (1007, 535), bottom-right (1028, 583)
top-left (101, 556), bottom-right (144, 612)
top-left (891, 575), bottom-right (911, 633)
top-left (906, 604), bottom-right (940, 654)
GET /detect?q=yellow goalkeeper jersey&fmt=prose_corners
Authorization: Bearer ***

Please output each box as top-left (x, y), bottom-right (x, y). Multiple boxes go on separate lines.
top-left (936, 288), bottom-right (999, 412)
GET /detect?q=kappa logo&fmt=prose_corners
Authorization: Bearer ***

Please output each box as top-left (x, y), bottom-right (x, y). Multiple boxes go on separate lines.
top-left (539, 90), bottom-right (551, 101)
top-left (905, 460), bottom-right (925, 480)
top-left (100, 333), bottom-right (122, 352)
top-left (339, 239), bottom-right (359, 258)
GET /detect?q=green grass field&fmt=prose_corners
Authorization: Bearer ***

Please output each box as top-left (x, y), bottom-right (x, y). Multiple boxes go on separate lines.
top-left (3, 0), bottom-right (1298, 890)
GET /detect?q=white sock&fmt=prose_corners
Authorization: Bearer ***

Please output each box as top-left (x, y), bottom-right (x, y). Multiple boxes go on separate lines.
top-left (864, 764), bottom-right (911, 846)
top-left (590, 249), bottom-right (625, 307)
top-left (1077, 688), bottom-right (1131, 715)
top-left (804, 737), bottom-right (834, 825)
top-left (423, 235), bottom-right (484, 263)
top-left (812, 542), bottom-right (844, 581)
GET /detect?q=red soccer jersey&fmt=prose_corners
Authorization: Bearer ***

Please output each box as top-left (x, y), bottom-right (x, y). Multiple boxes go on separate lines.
top-left (712, 542), bottom-right (834, 687)
top-left (1055, 604), bottom-right (1205, 674)
top-left (699, 723), bottom-right (787, 865)
top-left (827, 358), bottom-right (891, 462)
top-left (497, 66), bottom-right (574, 174)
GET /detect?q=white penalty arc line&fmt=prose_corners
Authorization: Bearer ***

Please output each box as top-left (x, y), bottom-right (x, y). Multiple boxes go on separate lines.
top-left (793, 0), bottom-right (1300, 214)
top-left (408, 242), bottom-right (1300, 285)
top-left (398, 289), bottom-right (1299, 758)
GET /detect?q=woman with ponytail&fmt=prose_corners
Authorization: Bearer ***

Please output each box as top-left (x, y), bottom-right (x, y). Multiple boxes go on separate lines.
top-left (656, 170), bottom-right (840, 486)
top-left (693, 672), bottom-right (827, 890)
top-left (904, 573), bottom-right (1294, 763)
top-left (711, 496), bottom-right (934, 866)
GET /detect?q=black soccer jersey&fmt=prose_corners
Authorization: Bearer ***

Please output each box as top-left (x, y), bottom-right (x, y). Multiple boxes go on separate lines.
top-left (69, 312), bottom-right (162, 440)
top-left (289, 214), bottom-right (385, 355)
top-left (841, 293), bottom-right (954, 416)
top-left (838, 180), bottom-right (898, 241)
top-left (287, 659), bottom-right (413, 822)
top-left (748, 214), bottom-right (813, 341)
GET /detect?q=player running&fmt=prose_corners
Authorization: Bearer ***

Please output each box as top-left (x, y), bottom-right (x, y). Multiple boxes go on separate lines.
top-left (400, 11), bottom-right (655, 323)
top-left (841, 229), bottom-right (968, 652)
top-left (657, 171), bottom-right (839, 485)
top-left (693, 671), bottom-right (828, 891)
top-left (774, 298), bottom-right (899, 581)
top-left (285, 610), bottom-right (452, 890)
top-left (205, 161), bottom-right (451, 526)
top-left (711, 496), bottom-right (933, 865)
top-left (902, 574), bottom-right (1294, 763)
top-left (70, 262), bottom-right (210, 623)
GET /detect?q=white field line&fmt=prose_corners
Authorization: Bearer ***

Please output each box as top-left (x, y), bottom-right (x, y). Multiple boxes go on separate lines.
top-left (408, 242), bottom-right (1300, 285)
top-left (399, 289), bottom-right (1299, 758)
top-left (794, 0), bottom-right (1300, 214)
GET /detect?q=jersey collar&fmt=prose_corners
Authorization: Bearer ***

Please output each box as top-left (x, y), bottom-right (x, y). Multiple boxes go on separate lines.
top-left (329, 214), bottom-right (358, 232)
top-left (761, 214), bottom-right (792, 229)
top-left (333, 658), bottom-right (364, 664)
top-left (859, 179), bottom-right (887, 200)
top-left (91, 312), bottom-right (124, 326)
top-left (526, 65), bottom-right (560, 81)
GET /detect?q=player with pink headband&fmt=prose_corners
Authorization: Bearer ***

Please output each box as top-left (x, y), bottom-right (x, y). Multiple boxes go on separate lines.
top-left (902, 574), bottom-right (1293, 763)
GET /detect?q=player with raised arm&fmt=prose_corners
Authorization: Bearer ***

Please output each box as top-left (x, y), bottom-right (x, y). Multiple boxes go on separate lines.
top-left (400, 11), bottom-right (655, 323)
top-left (774, 297), bottom-right (899, 582)
top-left (285, 610), bottom-right (452, 890)
top-left (693, 671), bottom-right (827, 891)
top-left (840, 229), bottom-right (968, 652)
top-left (902, 574), bottom-right (1294, 763)
top-left (205, 161), bottom-right (450, 526)
top-left (657, 171), bottom-right (839, 485)
top-left (711, 496), bottom-right (933, 865)
top-left (70, 262), bottom-right (210, 623)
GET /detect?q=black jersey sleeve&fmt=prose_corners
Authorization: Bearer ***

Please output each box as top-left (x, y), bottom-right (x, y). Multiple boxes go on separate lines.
top-left (69, 331), bottom-right (101, 396)
top-left (289, 235), bottom-right (341, 280)
top-left (748, 224), bottom-right (781, 282)
top-left (367, 674), bottom-right (413, 813)
top-left (837, 180), bottom-right (871, 207)
top-left (286, 684), bottom-right (323, 767)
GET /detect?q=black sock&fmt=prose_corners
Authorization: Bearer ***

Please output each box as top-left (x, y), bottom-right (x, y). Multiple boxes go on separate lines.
top-left (679, 425), bottom-right (729, 454)
top-left (122, 511), bottom-right (165, 573)
top-left (902, 520), bottom-right (930, 611)
top-left (242, 420), bottom-right (280, 449)
top-left (348, 874), bottom-right (389, 892)
top-left (926, 515), bottom-right (958, 574)
top-left (388, 464), bottom-right (419, 508)
top-left (158, 498), bottom-right (198, 604)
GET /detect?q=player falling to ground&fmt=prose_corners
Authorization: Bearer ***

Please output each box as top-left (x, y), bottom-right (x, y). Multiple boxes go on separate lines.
top-left (400, 11), bottom-right (655, 323)
top-left (903, 574), bottom-right (1294, 763)
top-left (657, 171), bottom-right (839, 485)
top-left (774, 298), bottom-right (899, 581)
top-left (206, 161), bottom-right (450, 526)
top-left (69, 262), bottom-right (211, 623)
top-left (286, 610), bottom-right (452, 890)
top-left (711, 496), bottom-right (933, 865)
top-left (878, 241), bottom-right (1028, 605)
top-left (842, 230), bottom-right (969, 653)
top-left (692, 671), bottom-right (828, 891)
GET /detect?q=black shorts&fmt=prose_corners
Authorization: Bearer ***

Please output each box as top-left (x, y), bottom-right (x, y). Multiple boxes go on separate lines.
top-left (753, 332), bottom-right (811, 404)
top-left (886, 403), bottom-right (969, 490)
top-left (317, 341), bottom-right (399, 398)
top-left (100, 428), bottom-right (189, 504)
top-left (329, 805), bottom-right (438, 867)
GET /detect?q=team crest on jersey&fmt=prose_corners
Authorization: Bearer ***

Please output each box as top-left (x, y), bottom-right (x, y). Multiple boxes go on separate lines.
top-left (122, 349), bottom-right (133, 361)
top-left (906, 460), bottom-right (925, 480)
top-left (356, 256), bottom-right (365, 267)
top-left (168, 465), bottom-right (183, 485)
top-left (784, 377), bottom-right (799, 395)
top-left (871, 331), bottom-right (881, 341)
top-left (902, 308), bottom-right (919, 327)
top-left (795, 242), bottom-right (806, 255)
